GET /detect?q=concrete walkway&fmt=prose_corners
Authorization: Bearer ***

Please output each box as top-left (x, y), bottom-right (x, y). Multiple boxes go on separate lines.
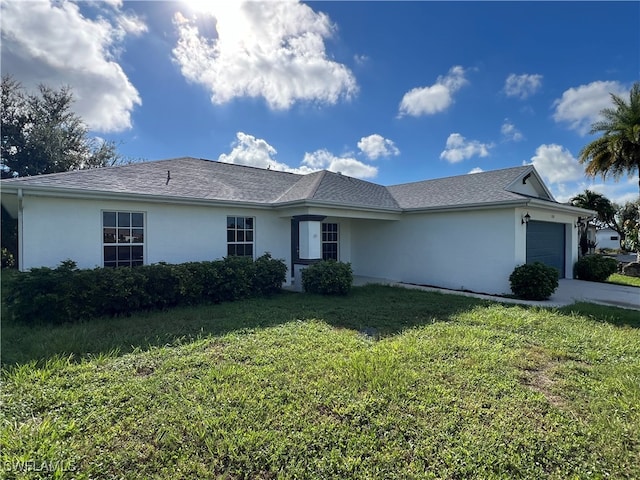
top-left (352, 276), bottom-right (640, 310)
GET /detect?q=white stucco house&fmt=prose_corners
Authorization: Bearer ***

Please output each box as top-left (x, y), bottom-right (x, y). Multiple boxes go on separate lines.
top-left (0, 157), bottom-right (594, 295)
top-left (596, 227), bottom-right (621, 250)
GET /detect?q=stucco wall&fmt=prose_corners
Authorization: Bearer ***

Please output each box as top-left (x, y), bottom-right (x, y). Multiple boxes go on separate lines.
top-left (20, 195), bottom-right (291, 273)
top-left (350, 209), bottom-right (518, 294)
top-left (350, 207), bottom-right (579, 294)
top-left (596, 228), bottom-right (621, 250)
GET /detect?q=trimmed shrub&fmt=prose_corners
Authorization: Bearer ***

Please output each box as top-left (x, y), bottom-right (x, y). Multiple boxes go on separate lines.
top-left (254, 253), bottom-right (288, 295)
top-left (5, 255), bottom-right (287, 324)
top-left (509, 262), bottom-right (559, 300)
top-left (302, 260), bottom-right (353, 295)
top-left (573, 254), bottom-right (618, 282)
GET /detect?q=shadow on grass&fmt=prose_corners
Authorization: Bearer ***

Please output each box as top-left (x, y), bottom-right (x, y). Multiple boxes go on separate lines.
top-left (4, 284), bottom-right (637, 367)
top-left (1, 284), bottom-right (489, 367)
top-left (559, 302), bottom-right (640, 329)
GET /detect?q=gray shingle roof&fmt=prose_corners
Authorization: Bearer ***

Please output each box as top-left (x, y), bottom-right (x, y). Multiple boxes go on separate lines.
top-left (304, 171), bottom-right (399, 209)
top-left (2, 157), bottom-right (301, 203)
top-left (387, 165), bottom-right (535, 209)
top-left (1, 158), bottom-right (549, 211)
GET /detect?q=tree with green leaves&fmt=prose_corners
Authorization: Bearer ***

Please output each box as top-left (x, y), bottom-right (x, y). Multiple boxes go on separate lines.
top-left (1, 75), bottom-right (124, 266)
top-left (1, 75), bottom-right (121, 178)
top-left (570, 190), bottom-right (615, 255)
top-left (570, 190), bottom-right (616, 226)
top-left (579, 82), bottom-right (640, 259)
top-left (607, 201), bottom-right (639, 250)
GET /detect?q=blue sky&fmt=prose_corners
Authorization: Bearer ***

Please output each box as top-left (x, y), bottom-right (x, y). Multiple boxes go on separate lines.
top-left (1, 1), bottom-right (638, 204)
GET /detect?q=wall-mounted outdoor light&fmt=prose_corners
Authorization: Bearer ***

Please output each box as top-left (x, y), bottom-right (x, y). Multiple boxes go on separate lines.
top-left (521, 212), bottom-right (531, 225)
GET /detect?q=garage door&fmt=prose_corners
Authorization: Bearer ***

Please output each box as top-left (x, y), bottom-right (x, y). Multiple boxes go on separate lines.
top-left (526, 221), bottom-right (565, 277)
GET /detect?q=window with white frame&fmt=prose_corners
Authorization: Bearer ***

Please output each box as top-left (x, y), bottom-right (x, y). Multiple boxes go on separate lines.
top-left (103, 211), bottom-right (144, 267)
top-left (227, 216), bottom-right (254, 257)
top-left (322, 223), bottom-right (339, 260)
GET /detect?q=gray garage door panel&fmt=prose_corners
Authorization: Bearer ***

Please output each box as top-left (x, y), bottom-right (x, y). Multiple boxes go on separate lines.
top-left (526, 221), bottom-right (565, 278)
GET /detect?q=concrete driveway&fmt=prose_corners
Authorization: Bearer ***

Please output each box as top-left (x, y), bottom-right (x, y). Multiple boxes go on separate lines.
top-left (549, 279), bottom-right (639, 309)
top-left (353, 276), bottom-right (640, 310)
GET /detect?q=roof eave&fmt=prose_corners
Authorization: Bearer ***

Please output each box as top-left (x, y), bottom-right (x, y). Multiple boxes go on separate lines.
top-left (526, 198), bottom-right (596, 216)
top-left (1, 185), bottom-right (275, 210)
top-left (401, 200), bottom-right (531, 213)
top-left (273, 198), bottom-right (402, 214)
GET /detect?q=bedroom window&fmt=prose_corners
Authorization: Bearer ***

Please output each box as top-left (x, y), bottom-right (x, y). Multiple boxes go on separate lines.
top-left (322, 223), bottom-right (339, 260)
top-left (103, 211), bottom-right (144, 267)
top-left (227, 216), bottom-right (254, 257)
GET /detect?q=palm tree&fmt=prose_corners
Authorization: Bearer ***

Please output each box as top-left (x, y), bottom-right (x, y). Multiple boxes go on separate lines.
top-left (579, 82), bottom-right (640, 259)
top-left (570, 190), bottom-right (615, 225)
top-left (570, 190), bottom-right (615, 255)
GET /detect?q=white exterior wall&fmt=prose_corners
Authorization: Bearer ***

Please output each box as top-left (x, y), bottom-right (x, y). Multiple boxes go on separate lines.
top-left (351, 209), bottom-right (518, 295)
top-left (351, 207), bottom-right (580, 295)
top-left (20, 195), bottom-right (291, 274)
top-left (18, 194), bottom-right (583, 294)
top-left (596, 228), bottom-right (621, 250)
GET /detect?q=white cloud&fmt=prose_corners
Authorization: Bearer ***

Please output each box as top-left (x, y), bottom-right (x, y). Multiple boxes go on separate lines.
top-left (553, 183), bottom-right (638, 205)
top-left (553, 81), bottom-right (628, 135)
top-left (468, 167), bottom-right (484, 174)
top-left (440, 133), bottom-right (492, 163)
top-left (218, 132), bottom-right (377, 179)
top-left (504, 73), bottom-right (542, 99)
top-left (172, 1), bottom-right (357, 110)
top-left (526, 144), bottom-right (639, 204)
top-left (0, 0), bottom-right (145, 132)
top-left (303, 149), bottom-right (378, 178)
top-left (398, 66), bottom-right (468, 117)
top-left (357, 134), bottom-right (400, 160)
top-left (218, 132), bottom-right (289, 171)
top-left (354, 54), bottom-right (368, 66)
top-left (576, 177), bottom-right (640, 205)
top-left (527, 144), bottom-right (584, 186)
top-left (501, 120), bottom-right (523, 142)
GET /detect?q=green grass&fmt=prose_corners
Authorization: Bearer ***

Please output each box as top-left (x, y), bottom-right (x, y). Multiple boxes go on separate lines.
top-left (607, 272), bottom-right (640, 287)
top-left (2, 286), bottom-right (639, 479)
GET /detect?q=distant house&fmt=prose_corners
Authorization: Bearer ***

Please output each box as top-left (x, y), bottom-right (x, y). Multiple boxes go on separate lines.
top-left (596, 227), bottom-right (621, 250)
top-left (0, 158), bottom-right (593, 295)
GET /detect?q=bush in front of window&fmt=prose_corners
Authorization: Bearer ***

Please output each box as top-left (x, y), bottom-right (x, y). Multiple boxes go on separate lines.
top-left (573, 254), bottom-right (618, 282)
top-left (509, 262), bottom-right (559, 300)
top-left (302, 260), bottom-right (353, 296)
top-left (5, 255), bottom-right (288, 324)
top-left (254, 253), bottom-right (288, 295)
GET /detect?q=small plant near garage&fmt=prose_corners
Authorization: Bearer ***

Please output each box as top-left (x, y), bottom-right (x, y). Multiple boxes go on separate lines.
top-left (302, 260), bottom-right (353, 295)
top-left (573, 254), bottom-right (618, 282)
top-left (509, 262), bottom-right (559, 300)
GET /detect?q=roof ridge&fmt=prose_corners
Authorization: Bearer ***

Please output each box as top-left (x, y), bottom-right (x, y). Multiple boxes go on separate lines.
top-left (387, 165), bottom-right (530, 188)
top-left (208, 159), bottom-right (303, 177)
top-left (272, 169), bottom-right (325, 202)
top-left (308, 170), bottom-right (330, 199)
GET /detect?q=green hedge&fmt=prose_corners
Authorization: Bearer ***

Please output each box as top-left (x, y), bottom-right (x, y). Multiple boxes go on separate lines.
top-left (5, 254), bottom-right (287, 325)
top-left (509, 262), bottom-right (559, 300)
top-left (302, 260), bottom-right (353, 295)
top-left (573, 254), bottom-right (618, 282)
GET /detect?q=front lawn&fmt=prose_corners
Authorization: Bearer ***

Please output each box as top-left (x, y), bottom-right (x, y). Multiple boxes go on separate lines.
top-left (2, 286), bottom-right (639, 479)
top-left (607, 272), bottom-right (640, 287)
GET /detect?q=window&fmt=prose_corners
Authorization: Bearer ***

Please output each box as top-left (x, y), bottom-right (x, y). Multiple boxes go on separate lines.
top-left (227, 216), bottom-right (254, 257)
top-left (103, 211), bottom-right (144, 267)
top-left (611, 236), bottom-right (619, 241)
top-left (322, 223), bottom-right (339, 260)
